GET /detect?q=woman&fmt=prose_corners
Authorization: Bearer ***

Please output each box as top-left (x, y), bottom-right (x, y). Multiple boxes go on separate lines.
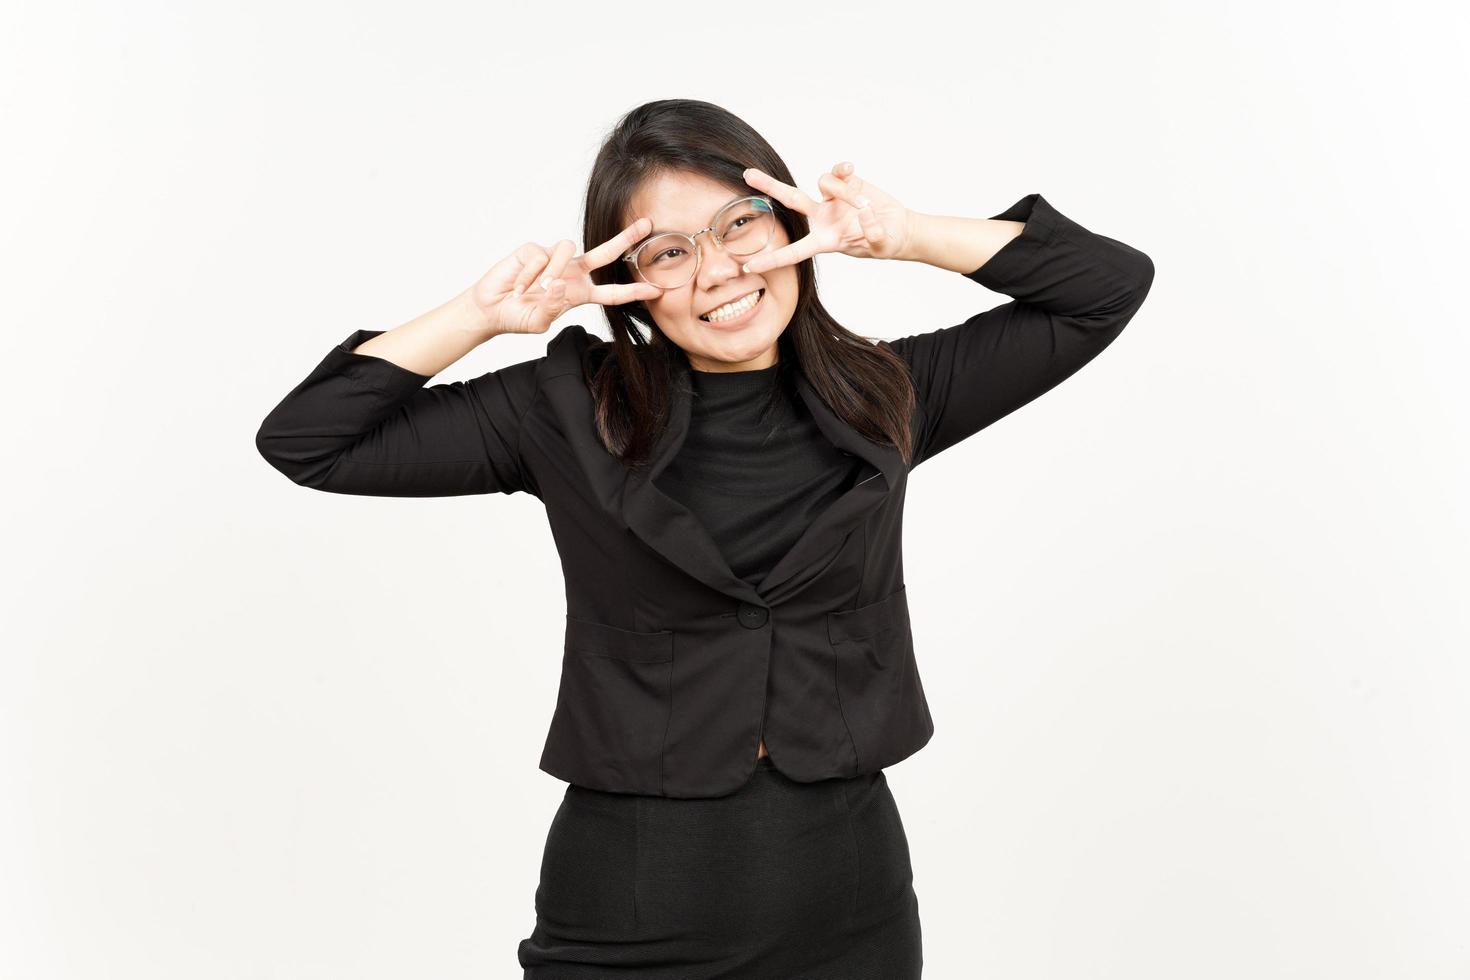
top-left (257, 99), bottom-right (1154, 978)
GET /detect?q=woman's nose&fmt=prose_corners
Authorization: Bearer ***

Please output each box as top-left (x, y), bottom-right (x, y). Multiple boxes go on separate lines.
top-left (696, 235), bottom-right (742, 281)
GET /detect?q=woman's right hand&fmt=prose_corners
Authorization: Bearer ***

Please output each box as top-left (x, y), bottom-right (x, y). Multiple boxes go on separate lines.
top-left (469, 218), bottom-right (665, 336)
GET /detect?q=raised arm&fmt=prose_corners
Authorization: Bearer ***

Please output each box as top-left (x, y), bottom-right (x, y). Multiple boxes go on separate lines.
top-left (255, 218), bottom-right (665, 498)
top-left (885, 193), bottom-right (1155, 468)
top-left (254, 287), bottom-right (544, 498)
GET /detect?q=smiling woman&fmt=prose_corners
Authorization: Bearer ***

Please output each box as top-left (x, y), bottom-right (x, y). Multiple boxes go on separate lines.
top-left (256, 95), bottom-right (1153, 980)
top-left (622, 171), bottom-right (798, 372)
top-left (580, 101), bottom-right (925, 472)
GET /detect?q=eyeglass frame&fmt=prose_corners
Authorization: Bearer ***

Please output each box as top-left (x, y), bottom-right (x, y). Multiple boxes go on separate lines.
top-left (621, 195), bottom-right (779, 290)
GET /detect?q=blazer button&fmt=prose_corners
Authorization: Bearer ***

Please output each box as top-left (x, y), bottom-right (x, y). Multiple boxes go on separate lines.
top-left (736, 602), bottom-right (769, 629)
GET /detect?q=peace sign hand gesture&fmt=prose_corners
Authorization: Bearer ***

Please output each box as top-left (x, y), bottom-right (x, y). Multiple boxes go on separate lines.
top-left (739, 162), bottom-right (914, 276)
top-left (470, 219), bottom-right (664, 336)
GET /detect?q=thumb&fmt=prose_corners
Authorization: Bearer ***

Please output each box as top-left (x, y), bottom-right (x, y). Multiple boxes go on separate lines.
top-left (540, 277), bottom-right (568, 324)
top-left (856, 203), bottom-right (888, 250)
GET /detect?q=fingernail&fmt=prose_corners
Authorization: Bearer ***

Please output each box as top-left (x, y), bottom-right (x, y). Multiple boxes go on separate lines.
top-left (742, 262), bottom-right (750, 273)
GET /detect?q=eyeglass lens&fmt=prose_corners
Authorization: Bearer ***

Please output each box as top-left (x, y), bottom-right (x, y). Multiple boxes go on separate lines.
top-left (634, 198), bottom-right (775, 289)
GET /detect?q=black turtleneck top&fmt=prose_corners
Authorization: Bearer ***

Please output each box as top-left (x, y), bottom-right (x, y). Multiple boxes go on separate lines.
top-left (652, 358), bottom-right (864, 588)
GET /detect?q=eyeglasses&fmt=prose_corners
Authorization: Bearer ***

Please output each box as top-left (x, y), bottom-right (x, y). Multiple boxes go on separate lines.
top-left (622, 195), bottom-right (778, 290)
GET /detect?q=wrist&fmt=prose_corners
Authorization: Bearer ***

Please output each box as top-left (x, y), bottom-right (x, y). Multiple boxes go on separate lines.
top-left (453, 286), bottom-right (503, 343)
top-left (896, 209), bottom-right (932, 264)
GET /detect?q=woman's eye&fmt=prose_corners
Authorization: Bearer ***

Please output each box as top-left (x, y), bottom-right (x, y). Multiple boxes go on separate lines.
top-left (652, 248), bottom-right (685, 264)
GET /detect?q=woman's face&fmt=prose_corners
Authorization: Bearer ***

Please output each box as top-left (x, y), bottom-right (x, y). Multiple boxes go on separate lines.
top-left (624, 170), bottom-right (797, 373)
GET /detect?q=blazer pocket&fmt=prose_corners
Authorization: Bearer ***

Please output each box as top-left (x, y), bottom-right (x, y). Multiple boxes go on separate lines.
top-left (826, 586), bottom-right (930, 770)
top-left (565, 616), bottom-right (676, 663)
top-left (827, 585), bottom-right (910, 649)
top-left (544, 616), bottom-right (675, 795)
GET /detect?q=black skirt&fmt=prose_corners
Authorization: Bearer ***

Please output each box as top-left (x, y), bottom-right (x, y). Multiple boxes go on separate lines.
top-left (516, 754), bottom-right (923, 979)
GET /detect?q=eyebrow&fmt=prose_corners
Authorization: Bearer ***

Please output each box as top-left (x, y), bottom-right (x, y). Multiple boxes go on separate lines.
top-left (644, 194), bottom-right (751, 239)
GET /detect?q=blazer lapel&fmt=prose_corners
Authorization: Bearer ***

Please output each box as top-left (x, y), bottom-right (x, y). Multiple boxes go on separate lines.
top-left (619, 355), bottom-right (768, 607)
top-left (753, 368), bottom-right (906, 603)
top-left (619, 353), bottom-right (906, 607)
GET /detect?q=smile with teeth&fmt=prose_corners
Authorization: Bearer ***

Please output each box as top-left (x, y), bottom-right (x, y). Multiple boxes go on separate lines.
top-left (699, 289), bottom-right (764, 323)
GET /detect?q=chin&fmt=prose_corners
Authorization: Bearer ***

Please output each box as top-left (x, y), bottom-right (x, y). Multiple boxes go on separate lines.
top-left (700, 322), bottom-right (783, 352)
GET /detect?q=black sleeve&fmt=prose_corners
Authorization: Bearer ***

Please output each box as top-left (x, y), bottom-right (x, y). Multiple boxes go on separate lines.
top-left (884, 193), bottom-right (1155, 469)
top-left (255, 328), bottom-right (544, 497)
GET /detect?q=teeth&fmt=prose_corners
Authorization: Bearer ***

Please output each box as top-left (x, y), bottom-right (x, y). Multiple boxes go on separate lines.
top-left (700, 289), bottom-right (762, 322)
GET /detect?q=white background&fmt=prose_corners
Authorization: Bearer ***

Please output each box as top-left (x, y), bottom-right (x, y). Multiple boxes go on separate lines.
top-left (4, 0), bottom-right (1468, 977)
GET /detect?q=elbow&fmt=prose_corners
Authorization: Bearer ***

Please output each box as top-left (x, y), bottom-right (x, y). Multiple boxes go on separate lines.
top-left (255, 417), bottom-right (319, 488)
top-left (1131, 250), bottom-right (1155, 308)
top-left (1122, 251), bottom-right (1155, 326)
top-left (255, 421), bottom-right (297, 484)
top-left (254, 412), bottom-right (360, 493)
top-left (255, 417), bottom-right (282, 469)
top-left (1068, 249), bottom-right (1155, 337)
top-left (1098, 248), bottom-right (1156, 323)
top-left (1112, 246), bottom-right (1154, 315)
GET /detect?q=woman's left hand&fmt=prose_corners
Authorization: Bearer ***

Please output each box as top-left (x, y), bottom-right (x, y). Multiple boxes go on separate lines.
top-left (739, 161), bottom-right (913, 275)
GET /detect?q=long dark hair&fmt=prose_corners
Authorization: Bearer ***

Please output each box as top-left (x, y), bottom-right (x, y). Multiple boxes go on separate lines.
top-left (580, 99), bottom-right (916, 469)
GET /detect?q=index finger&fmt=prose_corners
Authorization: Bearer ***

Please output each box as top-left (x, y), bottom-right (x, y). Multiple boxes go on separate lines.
top-left (744, 167), bottom-right (817, 217)
top-left (580, 217), bottom-right (653, 272)
top-left (743, 233), bottom-right (821, 276)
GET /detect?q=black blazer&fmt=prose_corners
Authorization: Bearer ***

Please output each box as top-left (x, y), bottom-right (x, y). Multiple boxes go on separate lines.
top-left (256, 193), bottom-right (1154, 798)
